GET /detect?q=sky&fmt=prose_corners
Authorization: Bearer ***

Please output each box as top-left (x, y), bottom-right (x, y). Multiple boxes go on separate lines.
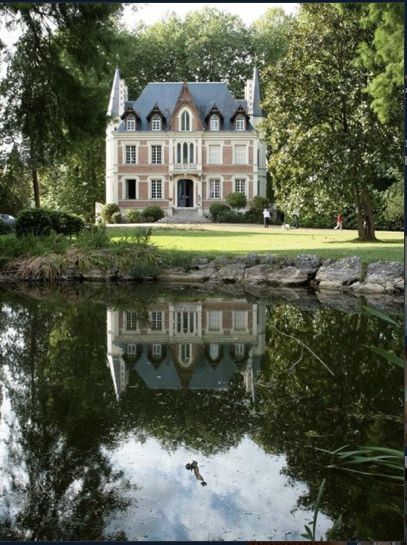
top-left (122, 2), bottom-right (299, 28)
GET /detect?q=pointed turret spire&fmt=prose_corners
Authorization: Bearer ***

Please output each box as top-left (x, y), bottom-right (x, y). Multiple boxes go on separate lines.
top-left (107, 67), bottom-right (128, 118)
top-left (252, 66), bottom-right (263, 118)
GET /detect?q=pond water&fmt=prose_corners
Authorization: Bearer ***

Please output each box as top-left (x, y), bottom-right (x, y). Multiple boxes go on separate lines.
top-left (0, 285), bottom-right (403, 541)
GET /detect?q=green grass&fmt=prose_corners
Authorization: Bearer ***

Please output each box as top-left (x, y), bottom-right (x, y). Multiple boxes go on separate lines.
top-left (108, 225), bottom-right (403, 264)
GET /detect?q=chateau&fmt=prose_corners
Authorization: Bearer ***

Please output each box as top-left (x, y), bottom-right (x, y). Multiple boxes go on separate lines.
top-left (105, 67), bottom-right (267, 219)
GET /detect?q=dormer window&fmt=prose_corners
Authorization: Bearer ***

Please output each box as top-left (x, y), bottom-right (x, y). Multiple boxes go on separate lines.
top-left (126, 114), bottom-right (136, 131)
top-left (181, 111), bottom-right (191, 131)
top-left (152, 114), bottom-right (161, 131)
top-left (235, 114), bottom-right (245, 131)
top-left (210, 114), bottom-right (220, 131)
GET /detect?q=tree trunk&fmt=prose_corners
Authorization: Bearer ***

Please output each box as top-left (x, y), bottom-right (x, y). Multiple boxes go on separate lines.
top-left (32, 168), bottom-right (40, 208)
top-left (353, 182), bottom-right (376, 241)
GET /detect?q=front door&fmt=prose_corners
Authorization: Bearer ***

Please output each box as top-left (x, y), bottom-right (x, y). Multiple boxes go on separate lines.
top-left (177, 179), bottom-right (194, 208)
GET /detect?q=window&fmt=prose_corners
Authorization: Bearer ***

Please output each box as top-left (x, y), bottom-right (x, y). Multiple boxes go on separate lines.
top-left (181, 111), bottom-right (190, 131)
top-left (234, 178), bottom-right (246, 195)
top-left (151, 179), bottom-right (163, 200)
top-left (152, 114), bottom-right (161, 131)
top-left (233, 145), bottom-right (247, 165)
top-left (208, 311), bottom-right (221, 331)
top-left (152, 344), bottom-right (162, 357)
top-left (127, 343), bottom-right (137, 355)
top-left (150, 311), bottom-right (163, 331)
top-left (235, 343), bottom-right (245, 356)
top-left (175, 312), bottom-right (196, 334)
top-left (209, 178), bottom-right (221, 200)
top-left (125, 179), bottom-right (136, 199)
top-left (125, 145), bottom-right (136, 164)
top-left (126, 311), bottom-right (138, 331)
top-left (208, 145), bottom-right (221, 164)
top-left (209, 344), bottom-right (219, 360)
top-left (176, 142), bottom-right (194, 163)
top-left (126, 115), bottom-right (136, 131)
top-left (235, 114), bottom-right (245, 131)
top-left (209, 114), bottom-right (220, 131)
top-left (233, 311), bottom-right (247, 331)
top-left (179, 343), bottom-right (192, 365)
top-left (151, 145), bottom-right (162, 164)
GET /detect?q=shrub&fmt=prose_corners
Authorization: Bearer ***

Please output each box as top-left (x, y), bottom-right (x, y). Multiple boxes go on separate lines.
top-left (0, 220), bottom-right (12, 235)
top-left (209, 203), bottom-right (230, 221)
top-left (51, 211), bottom-right (84, 236)
top-left (101, 203), bottom-right (120, 223)
top-left (126, 209), bottom-right (144, 223)
top-left (225, 192), bottom-right (247, 211)
top-left (250, 196), bottom-right (269, 211)
top-left (75, 224), bottom-right (110, 249)
top-left (111, 211), bottom-right (122, 224)
top-left (141, 206), bottom-right (164, 222)
top-left (216, 210), bottom-right (246, 223)
top-left (15, 208), bottom-right (84, 237)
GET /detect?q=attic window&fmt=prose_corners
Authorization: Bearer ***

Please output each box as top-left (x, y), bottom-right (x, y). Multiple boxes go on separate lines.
top-left (152, 114), bottom-right (161, 131)
top-left (210, 114), bottom-right (220, 131)
top-left (126, 114), bottom-right (136, 131)
top-left (235, 114), bottom-right (245, 131)
top-left (181, 111), bottom-right (191, 131)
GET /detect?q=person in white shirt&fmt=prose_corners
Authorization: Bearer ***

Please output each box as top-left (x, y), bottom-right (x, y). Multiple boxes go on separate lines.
top-left (263, 208), bottom-right (271, 228)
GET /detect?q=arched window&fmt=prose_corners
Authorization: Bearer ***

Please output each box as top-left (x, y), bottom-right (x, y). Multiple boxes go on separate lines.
top-left (126, 114), bottom-right (136, 131)
top-left (181, 110), bottom-right (190, 131)
top-left (209, 344), bottom-right (219, 360)
top-left (177, 143), bottom-right (181, 163)
top-left (152, 114), bottom-right (161, 131)
top-left (210, 114), bottom-right (220, 131)
top-left (189, 143), bottom-right (194, 163)
top-left (183, 142), bottom-right (188, 162)
top-left (235, 114), bottom-right (245, 131)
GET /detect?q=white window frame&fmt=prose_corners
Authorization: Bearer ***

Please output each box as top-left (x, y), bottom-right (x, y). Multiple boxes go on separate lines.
top-left (125, 144), bottom-right (137, 164)
top-left (233, 177), bottom-right (247, 196)
top-left (235, 343), bottom-right (245, 356)
top-left (152, 343), bottom-right (162, 357)
top-left (235, 114), bottom-right (246, 131)
top-left (209, 114), bottom-right (220, 131)
top-left (126, 311), bottom-right (138, 331)
top-left (178, 108), bottom-right (192, 131)
top-left (209, 343), bottom-right (220, 360)
top-left (207, 178), bottom-right (222, 200)
top-left (127, 343), bottom-right (137, 355)
top-left (207, 144), bottom-right (222, 165)
top-left (232, 310), bottom-right (248, 332)
top-left (151, 144), bottom-right (163, 165)
top-left (175, 140), bottom-right (196, 164)
top-left (207, 310), bottom-right (223, 332)
top-left (233, 144), bottom-right (248, 165)
top-left (149, 311), bottom-right (164, 332)
top-left (179, 343), bottom-right (193, 366)
top-left (126, 115), bottom-right (136, 131)
top-left (150, 178), bottom-right (164, 200)
top-left (152, 114), bottom-right (161, 131)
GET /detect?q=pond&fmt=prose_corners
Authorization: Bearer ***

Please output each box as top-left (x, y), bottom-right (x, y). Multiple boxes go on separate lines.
top-left (0, 284), bottom-right (403, 541)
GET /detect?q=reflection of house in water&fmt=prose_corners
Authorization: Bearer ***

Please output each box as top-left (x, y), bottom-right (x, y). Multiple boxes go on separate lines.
top-left (106, 298), bottom-right (266, 399)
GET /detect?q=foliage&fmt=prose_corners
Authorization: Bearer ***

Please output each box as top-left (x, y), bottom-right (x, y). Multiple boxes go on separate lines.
top-left (225, 191), bottom-right (247, 211)
top-left (301, 479), bottom-right (342, 540)
top-left (356, 3), bottom-right (404, 126)
top-left (75, 225), bottom-right (110, 250)
top-left (251, 7), bottom-right (294, 69)
top-left (126, 209), bottom-right (144, 223)
top-left (216, 210), bottom-right (246, 224)
top-left (244, 196), bottom-right (271, 224)
top-left (111, 211), bottom-right (121, 224)
top-left (263, 4), bottom-right (402, 241)
top-left (141, 206), bottom-right (164, 222)
top-left (15, 208), bottom-right (84, 238)
top-left (100, 203), bottom-right (120, 223)
top-left (209, 203), bottom-right (231, 221)
top-left (0, 146), bottom-right (32, 214)
top-left (382, 178), bottom-right (403, 229)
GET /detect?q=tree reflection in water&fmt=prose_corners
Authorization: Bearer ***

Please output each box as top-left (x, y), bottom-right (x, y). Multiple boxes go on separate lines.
top-left (0, 287), bottom-right (403, 540)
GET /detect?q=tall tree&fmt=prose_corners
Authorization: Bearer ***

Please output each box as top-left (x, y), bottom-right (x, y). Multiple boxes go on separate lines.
top-left (262, 4), bottom-right (400, 241)
top-left (0, 3), bottom-right (122, 207)
top-left (251, 7), bottom-right (294, 68)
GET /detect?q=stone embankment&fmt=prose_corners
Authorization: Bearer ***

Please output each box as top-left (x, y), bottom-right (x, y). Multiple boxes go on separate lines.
top-left (0, 254), bottom-right (403, 295)
top-left (160, 255), bottom-right (404, 295)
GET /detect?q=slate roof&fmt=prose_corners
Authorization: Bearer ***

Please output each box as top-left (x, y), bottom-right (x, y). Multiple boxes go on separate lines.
top-left (117, 82), bottom-right (253, 132)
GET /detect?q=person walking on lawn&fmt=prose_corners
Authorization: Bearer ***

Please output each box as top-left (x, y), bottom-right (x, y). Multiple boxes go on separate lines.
top-left (334, 212), bottom-right (343, 231)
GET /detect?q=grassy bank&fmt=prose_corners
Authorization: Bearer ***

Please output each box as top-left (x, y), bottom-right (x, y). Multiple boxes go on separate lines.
top-left (108, 225), bottom-right (403, 264)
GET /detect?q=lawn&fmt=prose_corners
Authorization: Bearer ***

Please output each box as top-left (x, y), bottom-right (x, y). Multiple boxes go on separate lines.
top-left (108, 224), bottom-right (404, 264)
